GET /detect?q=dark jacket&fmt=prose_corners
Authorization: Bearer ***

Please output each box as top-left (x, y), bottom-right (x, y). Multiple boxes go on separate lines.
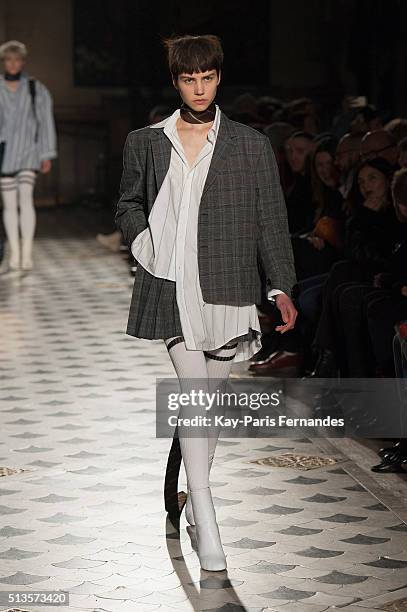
top-left (285, 173), bottom-right (314, 235)
top-left (344, 204), bottom-right (403, 276)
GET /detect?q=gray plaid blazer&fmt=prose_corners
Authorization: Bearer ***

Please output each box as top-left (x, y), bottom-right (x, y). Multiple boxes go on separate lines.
top-left (115, 110), bottom-right (296, 305)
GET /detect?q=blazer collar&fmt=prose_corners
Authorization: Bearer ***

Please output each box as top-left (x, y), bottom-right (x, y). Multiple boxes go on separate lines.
top-left (150, 110), bottom-right (238, 198)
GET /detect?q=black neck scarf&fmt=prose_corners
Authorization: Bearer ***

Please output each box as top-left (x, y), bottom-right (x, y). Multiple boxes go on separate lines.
top-left (4, 71), bottom-right (22, 81)
top-left (180, 101), bottom-right (216, 124)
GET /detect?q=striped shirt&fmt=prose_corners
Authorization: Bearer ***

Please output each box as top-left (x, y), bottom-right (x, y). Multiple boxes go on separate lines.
top-left (0, 71), bottom-right (57, 174)
top-left (131, 104), bottom-right (281, 362)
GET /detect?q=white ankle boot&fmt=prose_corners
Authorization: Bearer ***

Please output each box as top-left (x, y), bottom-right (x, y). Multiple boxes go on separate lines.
top-left (21, 239), bottom-right (33, 270)
top-left (185, 455), bottom-right (214, 526)
top-left (8, 239), bottom-right (20, 269)
top-left (185, 488), bottom-right (195, 525)
top-left (190, 487), bottom-right (226, 571)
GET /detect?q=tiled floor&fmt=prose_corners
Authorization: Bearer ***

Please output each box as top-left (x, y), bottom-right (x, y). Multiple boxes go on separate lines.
top-left (1, 230), bottom-right (407, 612)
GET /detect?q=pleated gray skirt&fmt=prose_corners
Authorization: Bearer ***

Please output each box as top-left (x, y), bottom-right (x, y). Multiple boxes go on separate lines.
top-left (126, 263), bottom-right (184, 340)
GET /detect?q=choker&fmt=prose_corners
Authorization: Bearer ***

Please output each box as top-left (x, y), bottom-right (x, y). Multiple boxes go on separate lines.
top-left (4, 71), bottom-right (22, 81)
top-left (180, 101), bottom-right (216, 124)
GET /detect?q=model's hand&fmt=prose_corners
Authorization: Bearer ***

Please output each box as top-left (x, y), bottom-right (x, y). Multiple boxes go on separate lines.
top-left (41, 159), bottom-right (52, 174)
top-left (275, 293), bottom-right (298, 333)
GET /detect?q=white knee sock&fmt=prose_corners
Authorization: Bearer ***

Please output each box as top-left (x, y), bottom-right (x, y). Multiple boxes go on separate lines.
top-left (1, 176), bottom-right (19, 267)
top-left (1, 176), bottom-right (19, 242)
top-left (17, 170), bottom-right (36, 240)
top-left (165, 336), bottom-right (210, 491)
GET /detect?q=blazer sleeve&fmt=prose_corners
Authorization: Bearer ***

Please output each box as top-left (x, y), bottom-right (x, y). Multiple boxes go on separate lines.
top-left (115, 131), bottom-right (148, 249)
top-left (255, 137), bottom-right (297, 297)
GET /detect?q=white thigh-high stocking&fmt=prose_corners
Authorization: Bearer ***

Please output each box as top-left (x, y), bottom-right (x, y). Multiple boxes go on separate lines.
top-left (165, 336), bottom-right (227, 570)
top-left (185, 340), bottom-right (238, 526)
top-left (206, 340), bottom-right (238, 464)
top-left (0, 176), bottom-right (20, 268)
top-left (164, 336), bottom-right (210, 491)
top-left (17, 170), bottom-right (36, 270)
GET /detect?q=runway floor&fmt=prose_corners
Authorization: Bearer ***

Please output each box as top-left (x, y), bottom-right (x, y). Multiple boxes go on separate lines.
top-left (1, 210), bottom-right (407, 611)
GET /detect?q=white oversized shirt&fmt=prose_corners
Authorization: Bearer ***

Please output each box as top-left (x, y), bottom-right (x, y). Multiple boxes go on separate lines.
top-left (131, 104), bottom-right (280, 362)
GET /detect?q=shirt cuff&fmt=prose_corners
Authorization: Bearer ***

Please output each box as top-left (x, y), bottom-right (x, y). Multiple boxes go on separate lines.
top-left (39, 151), bottom-right (58, 161)
top-left (267, 289), bottom-right (285, 301)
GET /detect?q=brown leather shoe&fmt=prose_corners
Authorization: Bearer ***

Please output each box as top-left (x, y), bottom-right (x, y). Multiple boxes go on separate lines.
top-left (250, 351), bottom-right (303, 376)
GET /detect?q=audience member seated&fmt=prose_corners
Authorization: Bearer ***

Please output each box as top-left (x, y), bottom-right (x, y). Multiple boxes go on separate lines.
top-left (333, 97), bottom-right (382, 138)
top-left (371, 317), bottom-right (407, 473)
top-left (263, 122), bottom-right (295, 191)
top-left (360, 129), bottom-right (399, 165)
top-left (283, 131), bottom-right (314, 234)
top-left (309, 157), bottom-right (400, 377)
top-left (335, 132), bottom-right (363, 199)
top-left (385, 117), bottom-right (407, 144)
top-left (292, 137), bottom-right (345, 281)
top-left (336, 168), bottom-right (407, 378)
top-left (349, 104), bottom-right (383, 135)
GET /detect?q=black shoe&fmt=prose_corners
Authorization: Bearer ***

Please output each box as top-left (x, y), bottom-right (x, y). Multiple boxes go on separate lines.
top-left (249, 347), bottom-right (278, 366)
top-left (371, 451), bottom-right (407, 473)
top-left (378, 442), bottom-right (401, 459)
top-left (307, 349), bottom-right (337, 378)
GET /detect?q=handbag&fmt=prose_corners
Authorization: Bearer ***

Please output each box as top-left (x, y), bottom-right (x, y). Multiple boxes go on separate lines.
top-left (314, 215), bottom-right (344, 250)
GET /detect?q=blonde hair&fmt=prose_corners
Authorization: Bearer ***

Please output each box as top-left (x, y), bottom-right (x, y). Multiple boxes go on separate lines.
top-left (0, 40), bottom-right (27, 60)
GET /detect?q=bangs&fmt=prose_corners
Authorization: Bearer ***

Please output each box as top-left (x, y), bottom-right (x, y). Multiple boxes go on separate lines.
top-left (163, 35), bottom-right (223, 79)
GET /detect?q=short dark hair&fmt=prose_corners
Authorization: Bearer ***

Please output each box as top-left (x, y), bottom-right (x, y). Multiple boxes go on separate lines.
top-left (162, 34), bottom-right (223, 80)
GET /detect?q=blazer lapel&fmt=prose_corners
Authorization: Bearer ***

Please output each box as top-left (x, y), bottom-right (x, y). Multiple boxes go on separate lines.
top-left (150, 130), bottom-right (172, 192)
top-left (201, 112), bottom-right (236, 199)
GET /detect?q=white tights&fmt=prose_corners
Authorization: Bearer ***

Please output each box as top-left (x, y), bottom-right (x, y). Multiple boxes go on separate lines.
top-left (0, 170), bottom-right (36, 242)
top-left (164, 336), bottom-right (237, 491)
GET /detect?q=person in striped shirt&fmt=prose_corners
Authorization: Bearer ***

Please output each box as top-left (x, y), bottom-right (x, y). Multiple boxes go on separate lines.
top-left (0, 40), bottom-right (57, 271)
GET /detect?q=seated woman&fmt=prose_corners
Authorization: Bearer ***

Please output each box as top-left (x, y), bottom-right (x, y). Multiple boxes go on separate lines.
top-left (310, 157), bottom-right (401, 377)
top-left (338, 168), bottom-right (407, 378)
top-left (292, 137), bottom-right (345, 281)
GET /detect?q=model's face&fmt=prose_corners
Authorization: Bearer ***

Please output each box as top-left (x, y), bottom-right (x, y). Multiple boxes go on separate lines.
top-left (3, 53), bottom-right (24, 74)
top-left (173, 69), bottom-right (220, 111)
top-left (285, 137), bottom-right (312, 174)
top-left (358, 166), bottom-right (388, 201)
top-left (315, 151), bottom-right (338, 187)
